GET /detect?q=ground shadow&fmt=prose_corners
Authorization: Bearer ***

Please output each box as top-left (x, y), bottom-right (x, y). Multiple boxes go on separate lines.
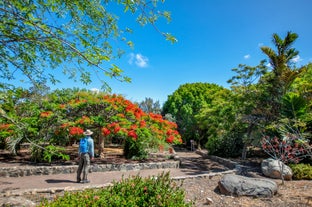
top-left (179, 156), bottom-right (230, 175)
top-left (45, 179), bottom-right (76, 183)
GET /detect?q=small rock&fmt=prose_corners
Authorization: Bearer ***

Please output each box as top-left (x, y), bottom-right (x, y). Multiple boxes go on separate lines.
top-left (261, 158), bottom-right (293, 180)
top-left (205, 197), bottom-right (213, 205)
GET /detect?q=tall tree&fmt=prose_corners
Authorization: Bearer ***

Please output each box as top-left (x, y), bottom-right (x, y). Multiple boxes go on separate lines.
top-left (162, 82), bottom-right (230, 148)
top-left (0, 0), bottom-right (176, 90)
top-left (137, 97), bottom-right (161, 114)
top-left (260, 31), bottom-right (306, 121)
top-left (227, 60), bottom-right (268, 159)
top-left (226, 32), bottom-right (309, 159)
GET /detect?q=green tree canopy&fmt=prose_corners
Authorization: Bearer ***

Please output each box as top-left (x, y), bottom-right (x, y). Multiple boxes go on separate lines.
top-left (0, 0), bottom-right (175, 90)
top-left (162, 82), bottom-right (230, 147)
top-left (193, 32), bottom-right (312, 158)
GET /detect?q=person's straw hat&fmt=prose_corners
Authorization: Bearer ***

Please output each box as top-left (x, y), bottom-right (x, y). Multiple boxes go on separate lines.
top-left (83, 129), bottom-right (93, 136)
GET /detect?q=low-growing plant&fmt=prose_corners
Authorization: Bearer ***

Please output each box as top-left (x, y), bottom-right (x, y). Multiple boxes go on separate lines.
top-left (43, 145), bottom-right (70, 163)
top-left (39, 172), bottom-right (193, 207)
top-left (289, 163), bottom-right (312, 180)
top-left (30, 144), bottom-right (69, 163)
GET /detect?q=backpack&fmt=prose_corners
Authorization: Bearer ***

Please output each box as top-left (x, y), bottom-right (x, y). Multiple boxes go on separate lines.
top-left (79, 138), bottom-right (88, 153)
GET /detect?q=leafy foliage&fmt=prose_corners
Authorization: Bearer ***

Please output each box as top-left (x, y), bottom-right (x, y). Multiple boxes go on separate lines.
top-left (196, 93), bottom-right (245, 157)
top-left (40, 172), bottom-right (193, 207)
top-left (289, 163), bottom-right (312, 180)
top-left (162, 82), bottom-right (230, 148)
top-left (259, 31), bottom-right (306, 121)
top-left (281, 93), bottom-right (307, 119)
top-left (43, 145), bottom-right (70, 163)
top-left (0, 0), bottom-right (175, 90)
top-left (0, 88), bottom-right (182, 161)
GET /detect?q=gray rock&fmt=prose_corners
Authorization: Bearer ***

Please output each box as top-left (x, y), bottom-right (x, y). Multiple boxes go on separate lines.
top-left (261, 158), bottom-right (293, 180)
top-left (218, 174), bottom-right (278, 197)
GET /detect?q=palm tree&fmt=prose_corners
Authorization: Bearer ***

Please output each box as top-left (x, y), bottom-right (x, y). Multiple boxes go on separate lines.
top-left (260, 31), bottom-right (306, 120)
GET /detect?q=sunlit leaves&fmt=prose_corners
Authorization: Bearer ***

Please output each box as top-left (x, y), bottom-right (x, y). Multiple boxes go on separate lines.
top-left (0, 0), bottom-right (175, 90)
top-left (164, 33), bottom-right (177, 44)
top-left (163, 83), bottom-right (229, 144)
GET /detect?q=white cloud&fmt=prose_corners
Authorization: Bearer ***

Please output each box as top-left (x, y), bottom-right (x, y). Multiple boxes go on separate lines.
top-left (90, 88), bottom-right (100, 94)
top-left (291, 55), bottom-right (302, 63)
top-left (128, 53), bottom-right (149, 68)
top-left (244, 54), bottom-right (250, 59)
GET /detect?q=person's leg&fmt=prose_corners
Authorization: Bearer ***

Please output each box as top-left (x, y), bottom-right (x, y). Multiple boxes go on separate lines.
top-left (82, 154), bottom-right (90, 182)
top-left (76, 156), bottom-right (84, 183)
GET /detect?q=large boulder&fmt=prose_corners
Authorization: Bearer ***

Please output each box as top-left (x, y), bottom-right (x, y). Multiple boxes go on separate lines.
top-left (218, 174), bottom-right (278, 197)
top-left (261, 158), bottom-right (293, 180)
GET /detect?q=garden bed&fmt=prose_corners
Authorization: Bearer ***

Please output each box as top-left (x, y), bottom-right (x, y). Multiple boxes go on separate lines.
top-left (0, 145), bottom-right (174, 167)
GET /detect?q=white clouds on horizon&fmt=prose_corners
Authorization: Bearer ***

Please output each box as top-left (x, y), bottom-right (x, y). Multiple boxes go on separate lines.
top-left (244, 54), bottom-right (251, 59)
top-left (128, 53), bottom-right (149, 68)
top-left (90, 88), bottom-right (100, 93)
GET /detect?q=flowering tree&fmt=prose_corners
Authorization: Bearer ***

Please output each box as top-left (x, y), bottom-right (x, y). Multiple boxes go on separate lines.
top-left (46, 91), bottom-right (182, 159)
top-left (1, 89), bottom-right (182, 161)
top-left (261, 132), bottom-right (312, 183)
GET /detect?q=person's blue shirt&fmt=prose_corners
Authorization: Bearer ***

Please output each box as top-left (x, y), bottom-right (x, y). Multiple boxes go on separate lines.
top-left (78, 135), bottom-right (94, 157)
top-left (86, 136), bottom-right (94, 157)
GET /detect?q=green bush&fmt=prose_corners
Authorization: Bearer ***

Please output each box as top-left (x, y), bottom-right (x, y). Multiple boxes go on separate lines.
top-left (123, 137), bottom-right (148, 160)
top-left (289, 163), bottom-right (312, 180)
top-left (31, 144), bottom-right (70, 163)
top-left (40, 172), bottom-right (193, 207)
top-left (205, 134), bottom-right (243, 158)
top-left (43, 145), bottom-right (70, 163)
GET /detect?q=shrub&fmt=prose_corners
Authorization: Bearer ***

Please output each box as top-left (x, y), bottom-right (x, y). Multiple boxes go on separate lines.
top-left (261, 135), bottom-right (310, 164)
top-left (40, 172), bottom-right (193, 207)
top-left (205, 134), bottom-right (243, 157)
top-left (30, 144), bottom-right (70, 163)
top-left (123, 136), bottom-right (148, 160)
top-left (43, 145), bottom-right (70, 163)
top-left (289, 163), bottom-right (312, 180)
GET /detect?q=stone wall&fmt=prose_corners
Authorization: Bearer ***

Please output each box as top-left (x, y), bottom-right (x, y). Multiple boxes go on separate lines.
top-left (0, 161), bottom-right (180, 177)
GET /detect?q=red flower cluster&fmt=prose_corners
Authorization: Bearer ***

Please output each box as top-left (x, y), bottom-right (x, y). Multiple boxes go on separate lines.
top-left (40, 111), bottom-right (53, 118)
top-left (60, 123), bottom-right (70, 128)
top-left (69, 127), bottom-right (84, 136)
top-left (128, 130), bottom-right (138, 140)
top-left (0, 123), bottom-right (14, 135)
top-left (140, 120), bottom-right (146, 128)
top-left (166, 135), bottom-right (175, 143)
top-left (101, 127), bottom-right (111, 136)
top-left (77, 116), bottom-right (92, 125)
top-left (0, 124), bottom-right (12, 130)
top-left (60, 92), bottom-right (183, 147)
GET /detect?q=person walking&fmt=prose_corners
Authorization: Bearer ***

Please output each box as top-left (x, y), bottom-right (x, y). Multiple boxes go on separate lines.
top-left (76, 129), bottom-right (94, 183)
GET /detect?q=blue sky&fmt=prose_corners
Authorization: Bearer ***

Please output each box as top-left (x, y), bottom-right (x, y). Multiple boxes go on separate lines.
top-left (56, 0), bottom-right (312, 105)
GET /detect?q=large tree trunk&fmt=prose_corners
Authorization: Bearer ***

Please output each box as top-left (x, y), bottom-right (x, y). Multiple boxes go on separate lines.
top-left (241, 124), bottom-right (254, 160)
top-left (241, 143), bottom-right (248, 160)
top-left (98, 127), bottom-right (105, 158)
